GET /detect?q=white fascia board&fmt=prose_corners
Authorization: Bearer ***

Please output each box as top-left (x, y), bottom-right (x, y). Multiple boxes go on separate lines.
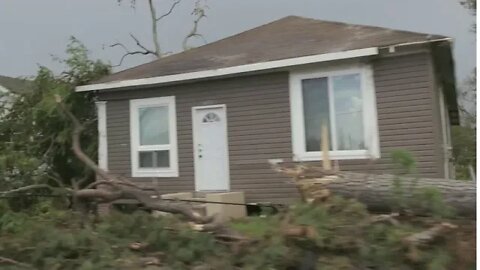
top-left (378, 37), bottom-right (453, 50)
top-left (76, 47), bottom-right (379, 92)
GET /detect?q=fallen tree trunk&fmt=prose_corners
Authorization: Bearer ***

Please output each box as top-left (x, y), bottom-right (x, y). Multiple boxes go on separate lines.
top-left (331, 172), bottom-right (476, 217)
top-left (272, 164), bottom-right (476, 217)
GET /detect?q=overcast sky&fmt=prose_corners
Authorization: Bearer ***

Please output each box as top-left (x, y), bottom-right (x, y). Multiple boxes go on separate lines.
top-left (0, 0), bottom-right (475, 85)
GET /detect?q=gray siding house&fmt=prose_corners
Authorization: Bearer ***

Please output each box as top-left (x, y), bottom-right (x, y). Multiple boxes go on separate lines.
top-left (77, 16), bottom-right (458, 204)
top-left (0, 75), bottom-right (32, 113)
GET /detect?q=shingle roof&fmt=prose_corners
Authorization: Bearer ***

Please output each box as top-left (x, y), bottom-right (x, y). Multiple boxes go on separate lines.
top-left (94, 15), bottom-right (447, 84)
top-left (0, 75), bottom-right (33, 94)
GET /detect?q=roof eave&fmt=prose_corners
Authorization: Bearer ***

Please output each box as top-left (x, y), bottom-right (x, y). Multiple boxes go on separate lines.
top-left (378, 37), bottom-right (453, 50)
top-left (75, 47), bottom-right (379, 92)
top-left (76, 37), bottom-right (452, 93)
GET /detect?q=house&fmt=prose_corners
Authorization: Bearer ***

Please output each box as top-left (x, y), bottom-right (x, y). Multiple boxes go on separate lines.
top-left (76, 16), bottom-right (459, 204)
top-left (0, 75), bottom-right (32, 111)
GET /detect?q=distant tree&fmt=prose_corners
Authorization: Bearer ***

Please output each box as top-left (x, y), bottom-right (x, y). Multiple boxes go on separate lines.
top-left (450, 0), bottom-right (476, 180)
top-left (461, 0), bottom-right (476, 15)
top-left (111, 0), bottom-right (207, 66)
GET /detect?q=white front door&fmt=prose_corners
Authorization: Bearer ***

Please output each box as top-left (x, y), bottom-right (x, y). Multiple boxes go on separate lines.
top-left (193, 105), bottom-right (230, 191)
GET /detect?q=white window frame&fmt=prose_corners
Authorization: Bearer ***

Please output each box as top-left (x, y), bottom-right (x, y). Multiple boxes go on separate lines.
top-left (289, 63), bottom-right (380, 161)
top-left (130, 96), bottom-right (178, 177)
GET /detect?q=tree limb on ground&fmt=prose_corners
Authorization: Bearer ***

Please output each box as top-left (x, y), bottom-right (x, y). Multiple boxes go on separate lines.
top-left (54, 95), bottom-right (222, 227)
top-left (0, 256), bottom-right (33, 269)
top-left (0, 184), bottom-right (66, 195)
top-left (403, 222), bottom-right (458, 247)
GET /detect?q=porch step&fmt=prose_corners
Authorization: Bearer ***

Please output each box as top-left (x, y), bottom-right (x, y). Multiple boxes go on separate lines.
top-left (152, 191), bottom-right (247, 221)
top-left (205, 192), bottom-right (247, 222)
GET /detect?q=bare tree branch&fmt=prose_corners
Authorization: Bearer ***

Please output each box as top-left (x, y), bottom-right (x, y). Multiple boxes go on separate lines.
top-left (109, 42), bottom-right (130, 53)
top-left (84, 179), bottom-right (140, 190)
top-left (403, 222), bottom-right (458, 247)
top-left (77, 175), bottom-right (92, 189)
top-left (0, 256), bottom-right (33, 269)
top-left (183, 1), bottom-right (207, 50)
top-left (75, 188), bottom-right (124, 203)
top-left (109, 0), bottom-right (207, 64)
top-left (129, 34), bottom-right (156, 55)
top-left (109, 40), bottom-right (155, 67)
top-left (156, 0), bottom-right (181, 22)
top-left (0, 184), bottom-right (57, 195)
top-left (148, 0), bottom-right (161, 56)
top-left (46, 172), bottom-right (70, 190)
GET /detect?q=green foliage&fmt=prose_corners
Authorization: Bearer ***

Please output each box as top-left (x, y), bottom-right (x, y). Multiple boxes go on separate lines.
top-left (390, 150), bottom-right (417, 212)
top-left (389, 150), bottom-right (454, 218)
top-left (412, 187), bottom-right (455, 219)
top-left (0, 194), bottom-right (469, 269)
top-left (231, 196), bottom-right (457, 269)
top-left (451, 125), bottom-right (476, 180)
top-left (391, 149), bottom-right (417, 175)
top-left (0, 209), bottom-right (226, 269)
top-left (0, 37), bottom-right (110, 209)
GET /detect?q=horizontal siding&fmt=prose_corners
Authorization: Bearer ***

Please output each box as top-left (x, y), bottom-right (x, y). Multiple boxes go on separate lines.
top-left (371, 52), bottom-right (441, 178)
top-left (101, 73), bottom-right (296, 203)
top-left (99, 52), bottom-right (443, 204)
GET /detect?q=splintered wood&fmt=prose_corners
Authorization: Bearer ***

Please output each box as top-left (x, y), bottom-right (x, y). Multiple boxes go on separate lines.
top-left (271, 125), bottom-right (339, 204)
top-left (321, 124), bottom-right (331, 171)
top-left (271, 163), bottom-right (338, 204)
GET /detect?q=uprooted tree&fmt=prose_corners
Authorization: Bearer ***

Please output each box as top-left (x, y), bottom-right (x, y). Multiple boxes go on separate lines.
top-left (451, 0), bottom-right (477, 180)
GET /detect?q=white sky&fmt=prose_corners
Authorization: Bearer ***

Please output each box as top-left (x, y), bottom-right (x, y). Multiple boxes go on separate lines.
top-left (0, 0), bottom-right (475, 85)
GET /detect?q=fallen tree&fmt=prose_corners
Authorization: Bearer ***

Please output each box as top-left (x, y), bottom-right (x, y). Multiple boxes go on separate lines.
top-left (269, 125), bottom-right (475, 217)
top-left (272, 163), bottom-right (476, 217)
top-left (331, 171), bottom-right (475, 216)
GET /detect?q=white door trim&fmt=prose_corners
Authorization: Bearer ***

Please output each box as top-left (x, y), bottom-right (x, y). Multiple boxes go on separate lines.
top-left (95, 101), bottom-right (108, 171)
top-left (192, 104), bottom-right (230, 191)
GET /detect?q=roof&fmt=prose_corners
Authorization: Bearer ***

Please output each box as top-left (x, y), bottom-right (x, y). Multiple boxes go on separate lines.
top-left (0, 75), bottom-right (33, 94)
top-left (82, 15), bottom-right (449, 90)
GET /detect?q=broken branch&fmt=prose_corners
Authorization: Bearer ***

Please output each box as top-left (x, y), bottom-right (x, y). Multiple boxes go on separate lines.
top-left (0, 256), bottom-right (32, 269)
top-left (0, 184), bottom-right (58, 195)
top-left (403, 222), bottom-right (458, 247)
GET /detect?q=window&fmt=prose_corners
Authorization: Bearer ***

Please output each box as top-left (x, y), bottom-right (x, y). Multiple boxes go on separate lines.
top-left (130, 96), bottom-right (178, 177)
top-left (290, 64), bottom-right (380, 161)
top-left (202, 112), bottom-right (221, 123)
